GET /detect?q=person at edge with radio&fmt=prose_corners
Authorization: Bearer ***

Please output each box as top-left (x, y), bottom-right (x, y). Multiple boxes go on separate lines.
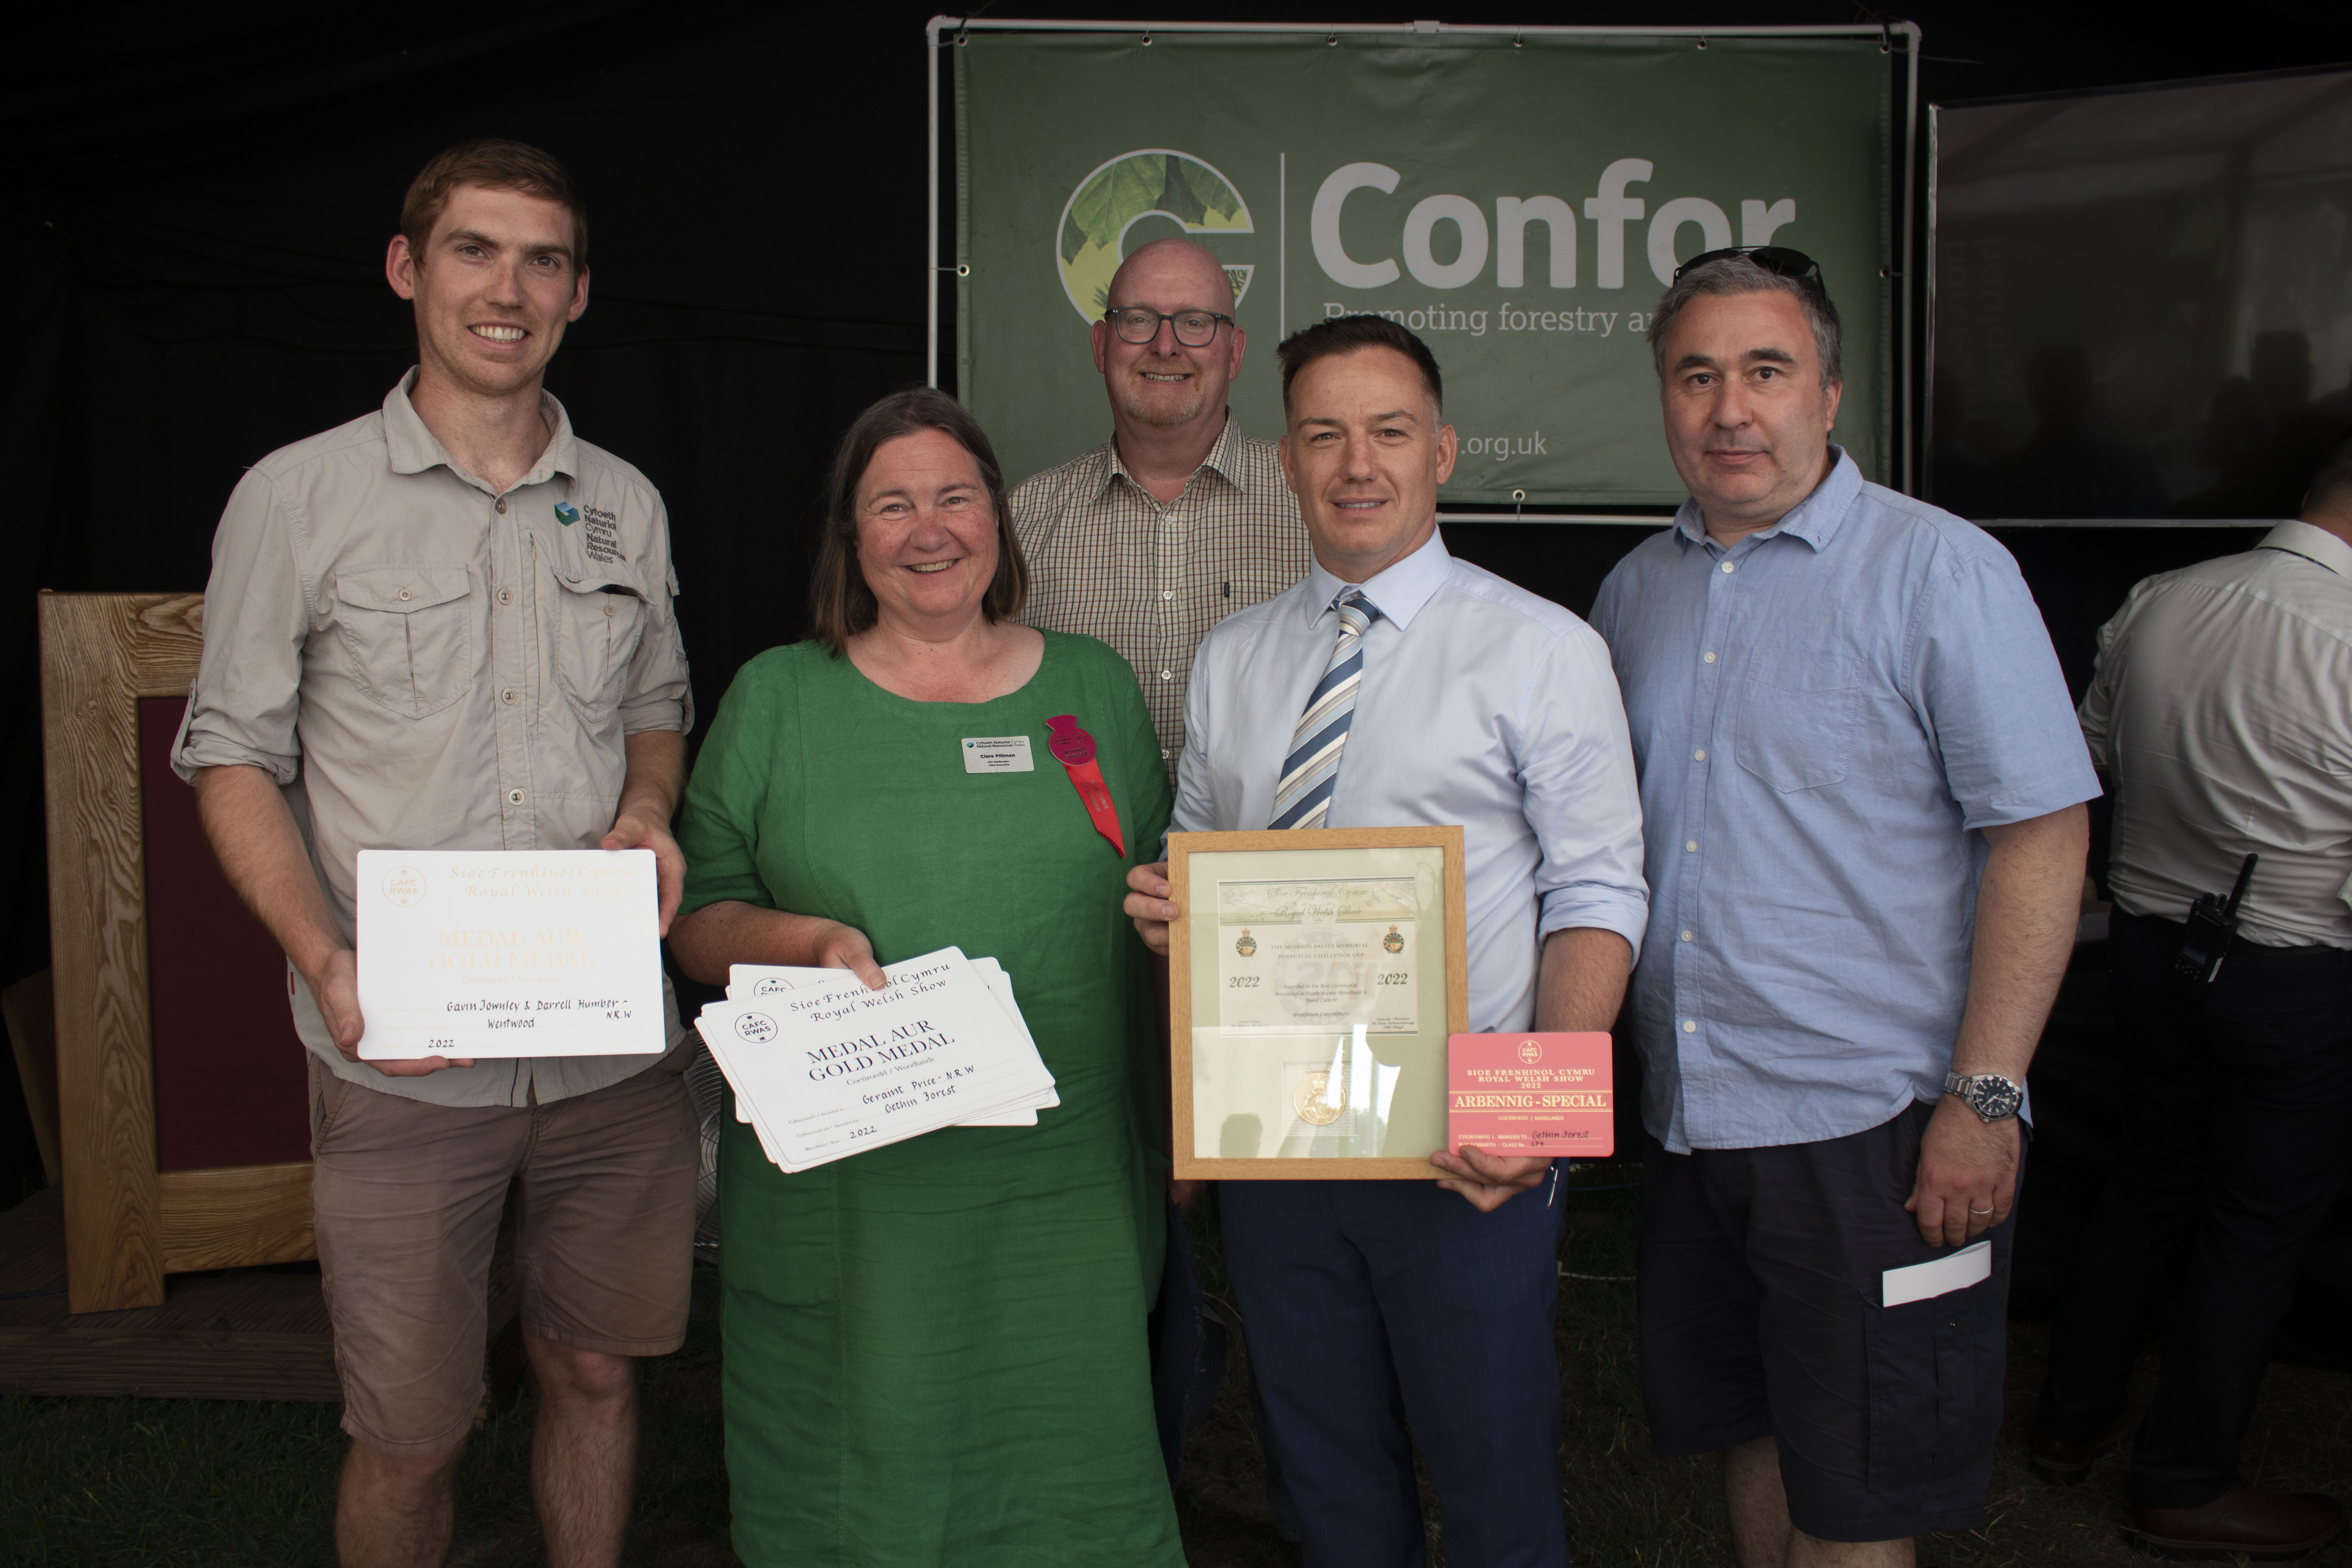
top-left (172, 141), bottom-right (698, 1568)
top-left (1123, 315), bottom-right (1651, 1568)
top-left (665, 387), bottom-right (1184, 1568)
top-left (2030, 429), bottom-right (2352, 1560)
top-left (1588, 248), bottom-right (2098, 1568)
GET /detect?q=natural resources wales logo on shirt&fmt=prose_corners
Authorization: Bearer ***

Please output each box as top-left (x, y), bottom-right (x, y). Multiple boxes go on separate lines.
top-left (553, 501), bottom-right (581, 526)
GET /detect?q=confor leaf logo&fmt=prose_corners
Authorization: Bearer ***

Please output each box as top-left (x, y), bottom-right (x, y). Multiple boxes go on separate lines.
top-left (554, 501), bottom-right (581, 526)
top-left (1057, 149), bottom-right (1256, 327)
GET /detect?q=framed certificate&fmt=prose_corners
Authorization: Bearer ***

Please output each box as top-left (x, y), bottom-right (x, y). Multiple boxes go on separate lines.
top-left (1169, 827), bottom-right (1468, 1180)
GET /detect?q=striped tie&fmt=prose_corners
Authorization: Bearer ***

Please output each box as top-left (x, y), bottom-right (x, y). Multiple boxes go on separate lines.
top-left (1270, 590), bottom-right (1380, 830)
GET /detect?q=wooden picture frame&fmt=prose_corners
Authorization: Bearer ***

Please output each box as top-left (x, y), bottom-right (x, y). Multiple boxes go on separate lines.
top-left (39, 591), bottom-right (315, 1314)
top-left (1169, 826), bottom-right (1469, 1180)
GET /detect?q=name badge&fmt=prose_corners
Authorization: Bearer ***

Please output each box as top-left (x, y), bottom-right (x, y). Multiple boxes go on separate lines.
top-left (962, 736), bottom-right (1034, 774)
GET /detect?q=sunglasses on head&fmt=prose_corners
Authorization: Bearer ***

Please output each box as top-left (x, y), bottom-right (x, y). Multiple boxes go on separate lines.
top-left (1672, 245), bottom-right (1825, 288)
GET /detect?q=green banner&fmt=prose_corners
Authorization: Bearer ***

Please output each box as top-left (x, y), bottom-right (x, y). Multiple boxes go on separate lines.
top-left (956, 30), bottom-right (1894, 507)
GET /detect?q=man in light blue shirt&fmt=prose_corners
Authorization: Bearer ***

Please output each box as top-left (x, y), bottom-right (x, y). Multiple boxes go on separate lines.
top-left (1125, 316), bottom-right (1647, 1568)
top-left (1590, 250), bottom-right (2097, 1565)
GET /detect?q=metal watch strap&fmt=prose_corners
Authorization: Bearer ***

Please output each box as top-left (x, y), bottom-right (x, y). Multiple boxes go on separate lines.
top-left (1944, 1070), bottom-right (2022, 1122)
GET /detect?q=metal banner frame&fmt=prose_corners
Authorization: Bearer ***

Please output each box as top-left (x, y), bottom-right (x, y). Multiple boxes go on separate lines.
top-left (927, 15), bottom-right (1922, 511)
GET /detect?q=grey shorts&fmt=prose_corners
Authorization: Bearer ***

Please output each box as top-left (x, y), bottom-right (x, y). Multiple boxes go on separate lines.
top-left (308, 1058), bottom-right (698, 1455)
top-left (1637, 1100), bottom-right (2020, 1542)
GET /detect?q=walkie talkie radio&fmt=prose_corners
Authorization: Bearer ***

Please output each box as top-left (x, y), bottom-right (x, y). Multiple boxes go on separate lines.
top-left (2170, 853), bottom-right (2259, 992)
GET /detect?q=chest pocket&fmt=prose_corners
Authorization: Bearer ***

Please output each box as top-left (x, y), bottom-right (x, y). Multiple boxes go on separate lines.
top-left (550, 572), bottom-right (649, 723)
top-left (334, 565), bottom-right (474, 719)
top-left (1734, 641), bottom-right (1863, 793)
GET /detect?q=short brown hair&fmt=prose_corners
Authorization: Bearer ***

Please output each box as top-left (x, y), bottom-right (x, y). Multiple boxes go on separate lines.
top-left (808, 387), bottom-right (1027, 654)
top-left (399, 139), bottom-right (588, 272)
top-left (1276, 315), bottom-right (1445, 414)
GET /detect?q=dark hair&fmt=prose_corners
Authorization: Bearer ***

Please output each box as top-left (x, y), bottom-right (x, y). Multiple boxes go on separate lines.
top-left (401, 139), bottom-right (588, 272)
top-left (1276, 315), bottom-right (1444, 414)
top-left (2305, 425), bottom-right (2352, 517)
top-left (1647, 253), bottom-right (1842, 387)
top-left (808, 387), bottom-right (1027, 654)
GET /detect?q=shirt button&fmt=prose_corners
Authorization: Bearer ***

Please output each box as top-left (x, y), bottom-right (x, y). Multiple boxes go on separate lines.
top-left (1685, 840), bottom-right (1698, 852)
top-left (1720, 560), bottom-right (1736, 573)
top-left (396, 588), bottom-right (412, 602)
top-left (1680, 929), bottom-right (1693, 942)
top-left (495, 498), bottom-right (508, 514)
top-left (1160, 748), bottom-right (1171, 759)
top-left (1161, 590), bottom-right (1174, 601)
top-left (508, 789), bottom-right (525, 805)
top-left (498, 588), bottom-right (513, 605)
top-left (1682, 1019), bottom-right (1698, 1033)
top-left (605, 602), bottom-right (617, 617)
top-left (1160, 670), bottom-right (1173, 681)
top-left (1703, 651), bottom-right (1717, 664)
top-left (1694, 748), bottom-right (1707, 761)
top-left (501, 689), bottom-right (517, 704)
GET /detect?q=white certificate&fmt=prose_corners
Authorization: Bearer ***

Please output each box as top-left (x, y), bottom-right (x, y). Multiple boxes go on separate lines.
top-left (725, 956), bottom-right (1057, 1127)
top-left (354, 849), bottom-right (666, 1060)
top-left (1215, 876), bottom-right (1419, 1036)
top-left (699, 947), bottom-right (1056, 1172)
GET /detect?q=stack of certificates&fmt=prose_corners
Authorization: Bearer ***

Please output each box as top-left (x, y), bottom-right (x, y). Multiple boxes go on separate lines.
top-left (693, 946), bottom-right (1058, 1174)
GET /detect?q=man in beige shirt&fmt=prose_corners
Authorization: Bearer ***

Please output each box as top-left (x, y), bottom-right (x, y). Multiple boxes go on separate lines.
top-left (1011, 236), bottom-right (1312, 782)
top-left (172, 140), bottom-right (695, 1568)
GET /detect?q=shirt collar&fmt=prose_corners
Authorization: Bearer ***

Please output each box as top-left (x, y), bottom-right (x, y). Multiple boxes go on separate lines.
top-left (1672, 444), bottom-right (1862, 554)
top-left (381, 368), bottom-right (581, 489)
top-left (2258, 519), bottom-right (2352, 578)
top-left (1096, 410), bottom-right (1247, 501)
top-left (1302, 525), bottom-right (1452, 633)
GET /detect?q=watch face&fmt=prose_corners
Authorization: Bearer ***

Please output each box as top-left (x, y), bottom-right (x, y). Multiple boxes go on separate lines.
top-left (1969, 1076), bottom-right (2023, 1119)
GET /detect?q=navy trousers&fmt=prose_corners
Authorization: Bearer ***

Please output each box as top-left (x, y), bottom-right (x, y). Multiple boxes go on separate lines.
top-left (1220, 1176), bottom-right (1568, 1568)
top-left (2039, 909), bottom-right (2352, 1507)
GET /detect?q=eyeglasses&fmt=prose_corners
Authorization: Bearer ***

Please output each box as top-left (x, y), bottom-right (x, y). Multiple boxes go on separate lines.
top-left (1105, 307), bottom-right (1233, 347)
top-left (1672, 246), bottom-right (1825, 289)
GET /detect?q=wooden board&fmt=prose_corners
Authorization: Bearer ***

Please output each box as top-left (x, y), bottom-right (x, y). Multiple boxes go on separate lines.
top-left (38, 591), bottom-right (319, 1314)
top-left (0, 1186), bottom-right (522, 1406)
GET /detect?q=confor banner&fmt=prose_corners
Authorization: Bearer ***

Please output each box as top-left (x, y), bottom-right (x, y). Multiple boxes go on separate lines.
top-left (953, 28), bottom-right (1896, 507)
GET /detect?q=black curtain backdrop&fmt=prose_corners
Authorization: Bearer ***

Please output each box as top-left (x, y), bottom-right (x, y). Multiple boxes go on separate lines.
top-left (6, 2), bottom-right (2350, 1196)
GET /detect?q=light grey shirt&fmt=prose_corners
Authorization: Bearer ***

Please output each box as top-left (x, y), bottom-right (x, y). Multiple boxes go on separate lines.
top-left (2081, 519), bottom-right (2352, 949)
top-left (172, 371), bottom-right (694, 1106)
top-left (1174, 528), bottom-right (1649, 1034)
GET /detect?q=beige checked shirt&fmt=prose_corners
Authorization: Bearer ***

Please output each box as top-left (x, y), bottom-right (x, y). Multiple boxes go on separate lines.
top-left (1010, 415), bottom-right (1311, 780)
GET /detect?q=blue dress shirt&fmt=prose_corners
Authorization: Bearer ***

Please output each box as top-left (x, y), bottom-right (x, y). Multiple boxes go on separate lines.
top-left (1175, 528), bottom-right (1649, 1034)
top-left (1589, 450), bottom-right (2099, 1155)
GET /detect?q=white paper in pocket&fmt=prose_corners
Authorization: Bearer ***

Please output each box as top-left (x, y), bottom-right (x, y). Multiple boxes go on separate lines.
top-left (1881, 1240), bottom-right (1991, 1307)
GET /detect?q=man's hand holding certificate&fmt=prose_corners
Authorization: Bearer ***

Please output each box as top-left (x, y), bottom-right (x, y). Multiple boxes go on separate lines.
top-left (354, 849), bottom-right (668, 1060)
top-left (695, 947), bottom-right (1056, 1174)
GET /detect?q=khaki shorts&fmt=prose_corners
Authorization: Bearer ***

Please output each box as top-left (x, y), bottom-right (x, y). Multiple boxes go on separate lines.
top-left (309, 1057), bottom-right (699, 1455)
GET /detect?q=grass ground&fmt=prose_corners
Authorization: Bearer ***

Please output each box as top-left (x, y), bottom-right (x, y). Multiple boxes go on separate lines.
top-left (5, 1173), bottom-right (2347, 1566)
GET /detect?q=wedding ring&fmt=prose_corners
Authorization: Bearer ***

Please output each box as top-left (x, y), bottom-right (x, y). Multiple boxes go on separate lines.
top-left (1967, 1205), bottom-right (1994, 1216)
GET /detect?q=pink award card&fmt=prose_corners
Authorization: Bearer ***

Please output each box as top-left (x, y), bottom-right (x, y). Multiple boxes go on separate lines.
top-left (1446, 1032), bottom-right (1614, 1158)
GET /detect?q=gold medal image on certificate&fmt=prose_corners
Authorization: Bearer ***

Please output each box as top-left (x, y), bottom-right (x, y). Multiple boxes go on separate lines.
top-left (1215, 878), bottom-right (1419, 1036)
top-left (1168, 828), bottom-right (1468, 1180)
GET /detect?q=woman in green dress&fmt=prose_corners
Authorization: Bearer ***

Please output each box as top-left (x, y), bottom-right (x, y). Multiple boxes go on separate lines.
top-left (668, 388), bottom-right (1182, 1567)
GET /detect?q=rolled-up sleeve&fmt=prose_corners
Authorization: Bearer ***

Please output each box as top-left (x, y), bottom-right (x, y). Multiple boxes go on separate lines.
top-left (617, 494), bottom-right (693, 737)
top-left (172, 469), bottom-right (310, 786)
top-left (1521, 623), bottom-right (1650, 960)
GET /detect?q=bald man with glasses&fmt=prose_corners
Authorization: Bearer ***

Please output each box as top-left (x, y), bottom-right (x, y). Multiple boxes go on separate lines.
top-left (1010, 236), bottom-right (1312, 786)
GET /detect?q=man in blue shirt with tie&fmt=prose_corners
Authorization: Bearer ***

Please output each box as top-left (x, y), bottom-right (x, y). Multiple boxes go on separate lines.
top-left (1125, 315), bottom-right (1649, 1567)
top-left (1590, 250), bottom-right (2098, 1566)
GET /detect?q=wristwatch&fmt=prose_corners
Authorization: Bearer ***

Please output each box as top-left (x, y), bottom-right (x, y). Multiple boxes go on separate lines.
top-left (1943, 1071), bottom-right (2024, 1123)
